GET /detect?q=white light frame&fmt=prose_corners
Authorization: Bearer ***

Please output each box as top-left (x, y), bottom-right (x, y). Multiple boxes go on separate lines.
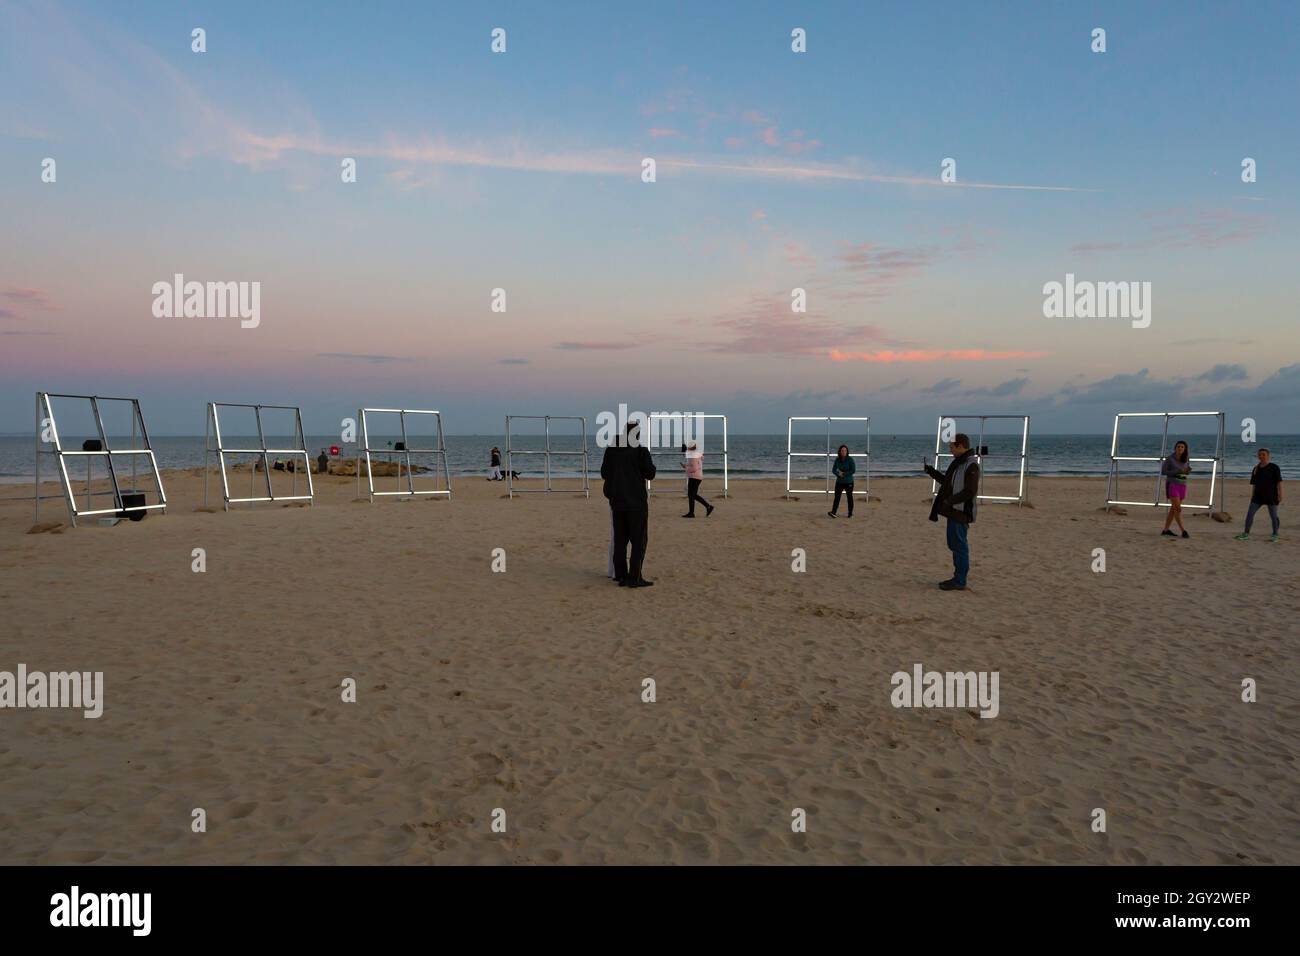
top-left (204, 402), bottom-right (314, 510)
top-left (356, 408), bottom-right (453, 502)
top-left (1105, 411), bottom-right (1225, 512)
top-left (931, 415), bottom-right (1031, 506)
top-left (34, 391), bottom-right (168, 528)
top-left (504, 415), bottom-right (590, 498)
top-left (786, 416), bottom-right (871, 497)
top-left (646, 412), bottom-right (729, 499)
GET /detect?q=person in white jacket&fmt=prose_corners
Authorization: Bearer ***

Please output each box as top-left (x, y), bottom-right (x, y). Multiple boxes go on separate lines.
top-left (680, 442), bottom-right (714, 518)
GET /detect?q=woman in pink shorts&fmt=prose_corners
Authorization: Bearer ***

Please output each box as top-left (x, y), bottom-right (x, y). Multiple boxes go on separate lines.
top-left (1161, 440), bottom-right (1192, 538)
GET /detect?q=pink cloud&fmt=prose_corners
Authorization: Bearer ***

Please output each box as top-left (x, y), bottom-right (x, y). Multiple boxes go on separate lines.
top-left (1070, 209), bottom-right (1269, 255)
top-left (785, 139), bottom-right (821, 156)
top-left (814, 242), bottom-right (941, 302)
top-left (700, 295), bottom-right (887, 355)
top-left (648, 127), bottom-right (684, 139)
top-left (783, 242), bottom-right (815, 266)
top-left (1, 287), bottom-right (57, 310)
top-left (761, 127), bottom-right (780, 146)
top-left (829, 349), bottom-right (1050, 363)
top-left (554, 341), bottom-right (639, 351)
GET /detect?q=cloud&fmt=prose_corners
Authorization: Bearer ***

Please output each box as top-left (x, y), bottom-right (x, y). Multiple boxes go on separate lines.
top-left (1055, 368), bottom-right (1185, 407)
top-left (0, 287), bottom-right (57, 314)
top-left (699, 295), bottom-right (886, 355)
top-left (1170, 337), bottom-right (1254, 347)
top-left (1068, 242), bottom-right (1124, 254)
top-left (785, 138), bottom-right (821, 156)
top-left (1048, 365), bottom-right (1300, 418)
top-left (965, 377), bottom-right (1030, 398)
top-left (554, 341), bottom-right (639, 351)
top-left (922, 378), bottom-right (963, 395)
top-left (822, 242), bottom-right (941, 301)
top-left (1069, 209), bottom-right (1270, 255)
top-left (498, 358), bottom-right (530, 365)
top-left (1196, 364), bottom-right (1248, 383)
top-left (1239, 363), bottom-right (1300, 403)
top-left (317, 352), bottom-right (412, 364)
top-left (647, 128), bottom-right (683, 139)
top-left (7, 7), bottom-right (1091, 194)
top-left (830, 349), bottom-right (1049, 363)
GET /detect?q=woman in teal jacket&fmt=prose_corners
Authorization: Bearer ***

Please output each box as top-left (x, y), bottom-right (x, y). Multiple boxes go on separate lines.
top-left (828, 444), bottom-right (856, 518)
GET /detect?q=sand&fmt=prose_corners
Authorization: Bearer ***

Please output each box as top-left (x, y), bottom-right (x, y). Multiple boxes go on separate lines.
top-left (0, 470), bottom-right (1296, 865)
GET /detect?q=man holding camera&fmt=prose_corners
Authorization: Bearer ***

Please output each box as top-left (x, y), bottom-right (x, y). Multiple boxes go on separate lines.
top-left (923, 433), bottom-right (981, 591)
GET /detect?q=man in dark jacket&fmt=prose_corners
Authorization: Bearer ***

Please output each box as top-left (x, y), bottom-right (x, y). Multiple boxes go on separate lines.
top-left (601, 419), bottom-right (657, 587)
top-left (923, 433), bottom-right (980, 591)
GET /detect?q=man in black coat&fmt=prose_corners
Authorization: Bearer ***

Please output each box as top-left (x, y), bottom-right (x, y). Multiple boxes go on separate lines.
top-left (923, 433), bottom-right (980, 591)
top-left (601, 419), bottom-right (657, 588)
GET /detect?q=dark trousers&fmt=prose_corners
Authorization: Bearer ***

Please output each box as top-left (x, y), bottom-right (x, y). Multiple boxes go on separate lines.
top-left (687, 478), bottom-right (711, 515)
top-left (945, 518), bottom-right (970, 585)
top-left (612, 508), bottom-right (649, 581)
top-left (831, 481), bottom-right (854, 516)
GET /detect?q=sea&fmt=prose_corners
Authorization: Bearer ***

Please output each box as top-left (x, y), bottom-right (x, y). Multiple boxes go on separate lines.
top-left (2, 432), bottom-right (1295, 486)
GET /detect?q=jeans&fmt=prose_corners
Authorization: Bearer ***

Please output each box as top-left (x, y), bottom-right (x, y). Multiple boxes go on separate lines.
top-left (945, 518), bottom-right (970, 585)
top-left (1245, 501), bottom-right (1280, 535)
top-left (831, 481), bottom-right (854, 516)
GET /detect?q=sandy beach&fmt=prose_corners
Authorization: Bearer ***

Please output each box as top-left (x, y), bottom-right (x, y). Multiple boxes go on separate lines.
top-left (0, 470), bottom-right (1295, 865)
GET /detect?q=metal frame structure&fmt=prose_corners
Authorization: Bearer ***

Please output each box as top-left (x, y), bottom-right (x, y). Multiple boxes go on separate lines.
top-left (786, 416), bottom-right (871, 498)
top-left (504, 415), bottom-right (589, 498)
top-left (1105, 411), bottom-right (1225, 513)
top-left (356, 408), bottom-right (452, 502)
top-left (930, 415), bottom-right (1031, 506)
top-left (204, 402), bottom-right (314, 510)
top-left (646, 412), bottom-right (730, 499)
top-left (34, 392), bottom-right (167, 528)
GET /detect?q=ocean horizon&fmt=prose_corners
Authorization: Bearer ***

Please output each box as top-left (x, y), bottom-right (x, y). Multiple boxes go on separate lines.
top-left (4, 432), bottom-right (1295, 484)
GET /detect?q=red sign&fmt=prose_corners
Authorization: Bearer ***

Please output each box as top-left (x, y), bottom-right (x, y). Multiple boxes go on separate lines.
top-left (329, 446), bottom-right (340, 456)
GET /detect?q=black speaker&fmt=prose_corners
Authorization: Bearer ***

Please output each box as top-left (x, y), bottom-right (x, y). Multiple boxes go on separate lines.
top-left (82, 439), bottom-right (103, 451)
top-left (394, 441), bottom-right (406, 451)
top-left (118, 492), bottom-right (147, 521)
top-left (979, 445), bottom-right (990, 456)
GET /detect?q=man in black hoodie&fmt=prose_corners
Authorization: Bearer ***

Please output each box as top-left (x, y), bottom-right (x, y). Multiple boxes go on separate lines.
top-left (601, 419), bottom-right (657, 587)
top-left (923, 433), bottom-right (980, 591)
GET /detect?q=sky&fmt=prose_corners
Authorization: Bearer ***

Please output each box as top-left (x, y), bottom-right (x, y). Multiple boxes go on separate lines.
top-left (1, 0), bottom-right (1297, 435)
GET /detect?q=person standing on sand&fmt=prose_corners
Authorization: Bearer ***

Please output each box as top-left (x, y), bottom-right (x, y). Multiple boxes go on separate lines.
top-left (1161, 440), bottom-right (1192, 538)
top-left (1235, 447), bottom-right (1282, 542)
top-left (600, 419), bottom-right (657, 588)
top-left (489, 447), bottom-right (502, 481)
top-left (923, 433), bottom-right (980, 591)
top-left (681, 441), bottom-right (713, 518)
top-left (604, 466), bottom-right (618, 580)
top-left (317, 448), bottom-right (329, 475)
top-left (827, 444), bottom-right (856, 518)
